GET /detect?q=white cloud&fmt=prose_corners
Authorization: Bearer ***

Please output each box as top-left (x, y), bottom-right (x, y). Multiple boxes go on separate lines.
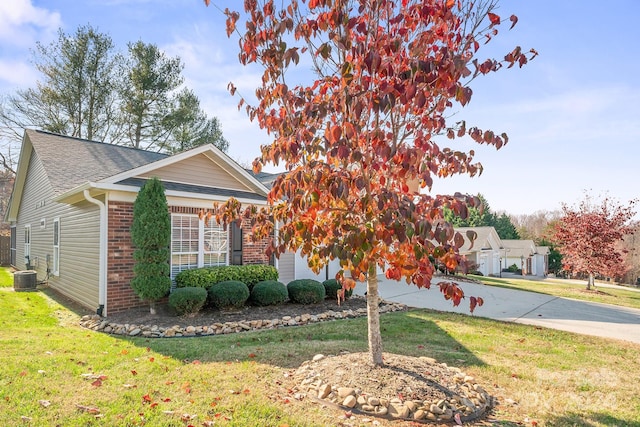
top-left (0, 0), bottom-right (61, 46)
top-left (0, 60), bottom-right (39, 87)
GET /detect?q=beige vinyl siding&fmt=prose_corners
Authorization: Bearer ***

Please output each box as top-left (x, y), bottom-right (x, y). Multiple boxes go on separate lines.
top-left (277, 251), bottom-right (295, 285)
top-left (15, 151), bottom-right (100, 311)
top-left (139, 153), bottom-right (252, 192)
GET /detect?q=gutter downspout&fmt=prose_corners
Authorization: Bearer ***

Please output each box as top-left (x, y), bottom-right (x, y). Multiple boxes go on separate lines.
top-left (84, 190), bottom-right (107, 316)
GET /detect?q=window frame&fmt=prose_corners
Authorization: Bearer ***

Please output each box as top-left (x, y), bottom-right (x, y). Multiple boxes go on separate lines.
top-left (52, 217), bottom-right (60, 276)
top-left (24, 224), bottom-right (31, 266)
top-left (170, 214), bottom-right (229, 281)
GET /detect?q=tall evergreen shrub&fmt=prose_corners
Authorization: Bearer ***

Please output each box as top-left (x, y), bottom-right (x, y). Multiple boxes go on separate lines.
top-left (130, 177), bottom-right (171, 313)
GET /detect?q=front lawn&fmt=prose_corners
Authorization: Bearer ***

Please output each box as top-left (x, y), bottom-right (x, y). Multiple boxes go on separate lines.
top-left (1, 269), bottom-right (639, 426)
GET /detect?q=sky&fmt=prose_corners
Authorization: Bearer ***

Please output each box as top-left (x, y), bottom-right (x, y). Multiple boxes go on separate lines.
top-left (1, 0), bottom-right (639, 217)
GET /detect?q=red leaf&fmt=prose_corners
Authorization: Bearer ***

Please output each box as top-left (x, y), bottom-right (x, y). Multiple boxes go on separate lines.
top-left (509, 14), bottom-right (518, 30)
top-left (91, 379), bottom-right (102, 387)
top-left (192, 360), bottom-right (201, 364)
top-left (150, 402), bottom-right (158, 408)
top-left (248, 353), bottom-right (256, 358)
top-left (131, 370), bottom-right (138, 376)
top-left (488, 12), bottom-right (501, 26)
top-left (142, 394), bottom-right (152, 403)
top-left (149, 357), bottom-right (155, 363)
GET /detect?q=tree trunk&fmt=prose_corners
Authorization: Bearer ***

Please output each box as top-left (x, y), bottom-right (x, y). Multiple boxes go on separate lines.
top-left (366, 267), bottom-right (384, 367)
top-left (586, 273), bottom-right (595, 291)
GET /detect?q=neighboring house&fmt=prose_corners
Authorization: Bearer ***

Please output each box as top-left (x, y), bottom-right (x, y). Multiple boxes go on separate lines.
top-left (5, 130), bottom-right (275, 315)
top-left (501, 239), bottom-right (549, 277)
top-left (455, 226), bottom-right (503, 277)
top-left (454, 227), bottom-right (549, 278)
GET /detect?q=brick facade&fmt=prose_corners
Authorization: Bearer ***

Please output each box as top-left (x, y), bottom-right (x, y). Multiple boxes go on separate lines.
top-left (105, 203), bottom-right (271, 315)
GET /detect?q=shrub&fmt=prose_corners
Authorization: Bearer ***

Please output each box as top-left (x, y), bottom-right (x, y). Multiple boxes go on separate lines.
top-left (175, 265), bottom-right (278, 291)
top-left (168, 287), bottom-right (207, 316)
top-left (130, 177), bottom-right (171, 314)
top-left (287, 279), bottom-right (325, 304)
top-left (250, 280), bottom-right (288, 306)
top-left (322, 279), bottom-right (353, 301)
top-left (208, 280), bottom-right (250, 310)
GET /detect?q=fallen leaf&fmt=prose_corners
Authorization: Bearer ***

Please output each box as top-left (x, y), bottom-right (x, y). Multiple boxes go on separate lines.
top-left (19, 371), bottom-right (27, 377)
top-left (162, 398), bottom-right (171, 402)
top-left (150, 402), bottom-right (159, 408)
top-left (131, 370), bottom-right (138, 376)
top-left (149, 357), bottom-right (155, 362)
top-left (123, 384), bottom-right (137, 389)
top-left (20, 416), bottom-right (32, 422)
top-left (76, 404), bottom-right (100, 414)
top-left (37, 370), bottom-right (46, 375)
top-left (91, 379), bottom-right (102, 387)
top-left (454, 412), bottom-right (462, 425)
top-left (38, 400), bottom-right (51, 408)
top-left (121, 349), bottom-right (129, 355)
top-left (142, 394), bottom-right (152, 403)
top-left (192, 360), bottom-right (201, 364)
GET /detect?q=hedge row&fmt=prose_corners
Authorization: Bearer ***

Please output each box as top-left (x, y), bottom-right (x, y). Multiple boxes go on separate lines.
top-left (169, 265), bottom-right (355, 315)
top-left (175, 265), bottom-right (278, 290)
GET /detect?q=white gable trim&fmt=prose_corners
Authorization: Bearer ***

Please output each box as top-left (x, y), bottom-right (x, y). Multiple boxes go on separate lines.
top-left (100, 144), bottom-right (269, 197)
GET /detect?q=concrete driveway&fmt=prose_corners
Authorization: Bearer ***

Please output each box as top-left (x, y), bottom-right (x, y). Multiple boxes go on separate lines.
top-left (353, 276), bottom-right (640, 345)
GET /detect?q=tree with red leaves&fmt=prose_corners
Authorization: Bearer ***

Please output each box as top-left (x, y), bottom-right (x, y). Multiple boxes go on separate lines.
top-left (205, 0), bottom-right (535, 366)
top-left (552, 194), bottom-right (637, 290)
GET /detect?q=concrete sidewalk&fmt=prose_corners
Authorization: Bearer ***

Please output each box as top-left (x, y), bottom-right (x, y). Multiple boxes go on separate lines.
top-left (353, 276), bottom-right (640, 345)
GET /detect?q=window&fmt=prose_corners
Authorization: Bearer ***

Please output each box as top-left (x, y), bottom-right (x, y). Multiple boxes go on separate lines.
top-left (170, 214), bottom-right (229, 280)
top-left (24, 225), bottom-right (31, 266)
top-left (52, 218), bottom-right (60, 276)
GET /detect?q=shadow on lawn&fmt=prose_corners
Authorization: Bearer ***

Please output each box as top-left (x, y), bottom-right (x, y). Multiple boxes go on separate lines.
top-left (124, 309), bottom-right (487, 370)
top-left (546, 411), bottom-right (640, 427)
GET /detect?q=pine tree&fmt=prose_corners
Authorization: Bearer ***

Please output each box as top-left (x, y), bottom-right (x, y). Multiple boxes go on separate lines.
top-left (130, 177), bottom-right (171, 313)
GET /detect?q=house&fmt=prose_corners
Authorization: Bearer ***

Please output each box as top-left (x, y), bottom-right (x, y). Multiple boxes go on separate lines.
top-left (454, 226), bottom-right (503, 276)
top-left (501, 239), bottom-right (549, 277)
top-left (453, 227), bottom-right (549, 278)
top-left (5, 130), bottom-right (276, 315)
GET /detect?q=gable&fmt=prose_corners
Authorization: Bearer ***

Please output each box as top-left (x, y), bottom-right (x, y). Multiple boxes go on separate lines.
top-left (137, 152), bottom-right (254, 193)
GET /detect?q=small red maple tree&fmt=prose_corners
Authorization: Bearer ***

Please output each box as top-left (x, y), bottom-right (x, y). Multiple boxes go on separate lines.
top-left (205, 0), bottom-right (535, 366)
top-left (552, 193), bottom-right (637, 290)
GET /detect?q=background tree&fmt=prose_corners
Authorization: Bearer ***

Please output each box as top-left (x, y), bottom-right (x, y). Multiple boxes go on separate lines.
top-left (0, 25), bottom-right (119, 146)
top-left (444, 193), bottom-right (495, 227)
top-left (0, 26), bottom-right (229, 173)
top-left (162, 88), bottom-right (229, 153)
top-left (620, 223), bottom-right (640, 285)
top-left (493, 212), bottom-right (519, 239)
top-left (118, 41), bottom-right (184, 150)
top-left (210, 0), bottom-right (535, 366)
top-left (551, 194), bottom-right (637, 290)
top-left (443, 194), bottom-right (519, 239)
top-left (131, 177), bottom-right (171, 314)
top-left (511, 209), bottom-right (561, 241)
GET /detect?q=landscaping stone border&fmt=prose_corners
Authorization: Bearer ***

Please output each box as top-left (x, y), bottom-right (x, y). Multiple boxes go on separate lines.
top-left (79, 300), bottom-right (408, 338)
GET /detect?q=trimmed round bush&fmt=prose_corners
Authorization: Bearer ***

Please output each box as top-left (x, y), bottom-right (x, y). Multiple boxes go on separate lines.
top-left (168, 287), bottom-right (207, 316)
top-left (207, 280), bottom-right (250, 310)
top-left (250, 280), bottom-right (288, 306)
top-left (322, 279), bottom-right (353, 301)
top-left (287, 279), bottom-right (325, 304)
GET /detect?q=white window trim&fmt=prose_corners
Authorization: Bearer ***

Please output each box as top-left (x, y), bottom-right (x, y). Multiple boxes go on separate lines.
top-left (24, 224), bottom-right (31, 264)
top-left (170, 214), bottom-right (229, 281)
top-left (52, 217), bottom-right (60, 276)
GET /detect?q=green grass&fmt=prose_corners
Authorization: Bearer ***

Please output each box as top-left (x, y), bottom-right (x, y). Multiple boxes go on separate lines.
top-left (0, 267), bottom-right (13, 287)
top-left (0, 268), bottom-right (639, 426)
top-left (472, 275), bottom-right (640, 310)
